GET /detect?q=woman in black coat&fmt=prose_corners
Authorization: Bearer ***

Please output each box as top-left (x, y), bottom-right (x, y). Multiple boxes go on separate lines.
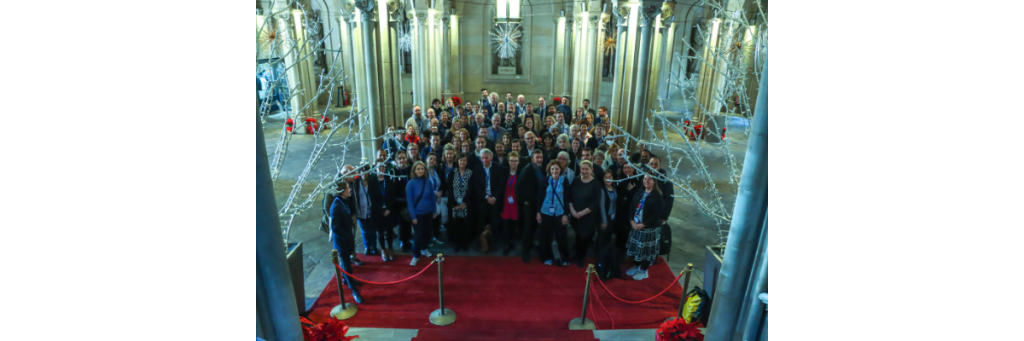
top-left (614, 163), bottom-right (641, 251)
top-left (368, 163), bottom-right (397, 261)
top-left (568, 160), bottom-right (602, 267)
top-left (596, 170), bottom-right (618, 254)
top-left (624, 174), bottom-right (665, 281)
top-left (446, 153), bottom-right (480, 252)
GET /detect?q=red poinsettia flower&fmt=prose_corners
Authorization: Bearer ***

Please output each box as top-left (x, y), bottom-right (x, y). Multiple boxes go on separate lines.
top-left (553, 96), bottom-right (562, 103)
top-left (451, 96), bottom-right (462, 106)
top-left (655, 318), bottom-right (704, 341)
top-left (302, 317), bottom-right (359, 341)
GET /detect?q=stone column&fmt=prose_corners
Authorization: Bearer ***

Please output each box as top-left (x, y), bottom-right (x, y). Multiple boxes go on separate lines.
top-left (571, 1), bottom-right (603, 111)
top-left (692, 0), bottom-right (743, 124)
top-left (656, 12), bottom-right (678, 104)
top-left (644, 1), bottom-right (675, 126)
top-left (561, 18), bottom-right (574, 99)
top-left (354, 0), bottom-right (380, 157)
top-left (338, 11), bottom-right (358, 104)
top-left (705, 61), bottom-right (768, 341)
top-left (447, 11), bottom-right (462, 100)
top-left (292, 9), bottom-right (320, 122)
top-left (256, 115), bottom-right (303, 341)
top-left (629, 5), bottom-right (660, 140)
top-left (376, 0), bottom-right (406, 129)
top-left (553, 17), bottom-right (571, 98)
top-left (607, 2), bottom-right (636, 136)
top-left (410, 1), bottom-right (445, 114)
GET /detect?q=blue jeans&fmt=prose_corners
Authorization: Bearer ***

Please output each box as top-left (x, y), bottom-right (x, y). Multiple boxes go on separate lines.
top-left (332, 228), bottom-right (357, 289)
top-left (357, 218), bottom-right (376, 252)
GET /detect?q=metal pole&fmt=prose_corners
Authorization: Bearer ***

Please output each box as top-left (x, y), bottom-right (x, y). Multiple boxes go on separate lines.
top-left (676, 263), bottom-right (693, 319)
top-left (438, 254), bottom-right (445, 313)
top-left (429, 254), bottom-right (456, 325)
top-left (705, 60), bottom-right (768, 341)
top-left (330, 250), bottom-right (358, 319)
top-left (683, 263), bottom-right (693, 294)
top-left (256, 115), bottom-right (303, 341)
top-left (676, 270), bottom-right (687, 319)
top-left (568, 264), bottom-right (596, 330)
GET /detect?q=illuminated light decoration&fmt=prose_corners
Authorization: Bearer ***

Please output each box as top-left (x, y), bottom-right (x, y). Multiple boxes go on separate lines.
top-left (398, 25), bottom-right (413, 53)
top-left (490, 24), bottom-right (522, 60)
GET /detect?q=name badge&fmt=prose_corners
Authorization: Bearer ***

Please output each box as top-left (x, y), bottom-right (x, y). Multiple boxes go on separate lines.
top-left (508, 196), bottom-right (514, 204)
top-left (549, 207), bottom-right (555, 214)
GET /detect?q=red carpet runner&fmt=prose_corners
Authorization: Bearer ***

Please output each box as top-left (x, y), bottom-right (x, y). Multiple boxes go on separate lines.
top-left (307, 254), bottom-right (681, 331)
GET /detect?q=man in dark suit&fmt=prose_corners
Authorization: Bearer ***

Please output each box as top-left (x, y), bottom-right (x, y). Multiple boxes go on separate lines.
top-left (556, 96), bottom-right (572, 121)
top-left (516, 149), bottom-right (547, 263)
top-left (475, 148), bottom-right (506, 253)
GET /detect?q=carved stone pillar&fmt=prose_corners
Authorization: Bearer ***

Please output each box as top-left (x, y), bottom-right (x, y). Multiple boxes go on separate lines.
top-left (571, 1), bottom-right (604, 113)
top-left (410, 1), bottom-right (445, 115)
top-left (354, 0), bottom-right (380, 157)
top-left (608, 2), bottom-right (636, 135)
top-left (629, 5), bottom-right (660, 140)
top-left (376, 0), bottom-right (405, 129)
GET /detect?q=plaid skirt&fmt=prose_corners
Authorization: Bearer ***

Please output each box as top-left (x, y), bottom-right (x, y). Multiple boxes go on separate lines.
top-left (626, 226), bottom-right (661, 263)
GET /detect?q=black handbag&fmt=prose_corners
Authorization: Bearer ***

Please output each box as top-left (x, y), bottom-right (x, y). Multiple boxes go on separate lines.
top-left (658, 223), bottom-right (672, 260)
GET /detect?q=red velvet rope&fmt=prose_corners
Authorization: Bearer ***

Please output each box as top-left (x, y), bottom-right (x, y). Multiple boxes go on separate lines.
top-left (594, 270), bottom-right (685, 304)
top-left (590, 280), bottom-right (615, 330)
top-left (334, 260), bottom-right (436, 285)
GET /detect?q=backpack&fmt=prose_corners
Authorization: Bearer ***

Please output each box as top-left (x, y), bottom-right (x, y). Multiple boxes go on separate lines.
top-left (681, 286), bottom-right (712, 325)
top-left (596, 244), bottom-right (622, 281)
top-left (319, 192), bottom-right (337, 234)
top-left (658, 223), bottom-right (672, 260)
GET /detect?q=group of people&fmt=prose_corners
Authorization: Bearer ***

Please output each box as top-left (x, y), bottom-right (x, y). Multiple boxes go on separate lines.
top-left (325, 90), bottom-right (675, 304)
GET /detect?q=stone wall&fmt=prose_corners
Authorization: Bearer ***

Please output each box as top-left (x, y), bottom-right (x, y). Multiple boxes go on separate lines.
top-left (455, 3), bottom-right (559, 105)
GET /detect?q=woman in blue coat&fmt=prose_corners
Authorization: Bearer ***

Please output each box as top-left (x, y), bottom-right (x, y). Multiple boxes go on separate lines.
top-left (406, 161), bottom-right (438, 266)
top-left (330, 182), bottom-right (364, 303)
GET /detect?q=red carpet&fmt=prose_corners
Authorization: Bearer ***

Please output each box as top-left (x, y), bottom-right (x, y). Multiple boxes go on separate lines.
top-left (307, 254), bottom-right (681, 331)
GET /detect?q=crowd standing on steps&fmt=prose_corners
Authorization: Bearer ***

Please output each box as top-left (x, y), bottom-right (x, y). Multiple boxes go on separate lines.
top-left (321, 92), bottom-right (678, 304)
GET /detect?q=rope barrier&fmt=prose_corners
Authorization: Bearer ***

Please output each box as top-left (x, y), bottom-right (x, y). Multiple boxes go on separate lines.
top-left (593, 271), bottom-right (685, 304)
top-left (334, 259), bottom-right (436, 285)
top-left (590, 282), bottom-right (615, 330)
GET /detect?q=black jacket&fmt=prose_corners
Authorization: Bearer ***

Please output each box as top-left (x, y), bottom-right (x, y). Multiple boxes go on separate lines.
top-left (627, 188), bottom-right (664, 229)
top-left (653, 168), bottom-right (674, 221)
top-left (367, 176), bottom-right (396, 216)
top-left (615, 176), bottom-right (641, 222)
top-left (516, 162), bottom-right (546, 206)
top-left (446, 168), bottom-right (481, 211)
top-left (474, 162), bottom-right (507, 202)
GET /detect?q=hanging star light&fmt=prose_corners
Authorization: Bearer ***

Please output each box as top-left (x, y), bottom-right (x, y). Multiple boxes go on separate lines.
top-left (602, 34), bottom-right (616, 56)
top-left (398, 25), bottom-right (413, 53)
top-left (490, 24), bottom-right (522, 60)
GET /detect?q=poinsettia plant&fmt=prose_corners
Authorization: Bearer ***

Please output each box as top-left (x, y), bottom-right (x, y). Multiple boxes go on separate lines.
top-left (450, 96), bottom-right (462, 106)
top-left (655, 317), bottom-right (704, 341)
top-left (300, 316), bottom-right (359, 341)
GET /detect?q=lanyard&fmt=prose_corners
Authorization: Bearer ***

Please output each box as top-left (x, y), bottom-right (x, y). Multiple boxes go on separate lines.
top-left (549, 176), bottom-right (562, 208)
top-left (635, 192), bottom-right (649, 222)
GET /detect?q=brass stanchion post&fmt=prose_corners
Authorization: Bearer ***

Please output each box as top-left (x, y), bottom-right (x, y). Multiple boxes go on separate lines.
top-left (330, 250), bottom-right (358, 319)
top-left (569, 264), bottom-right (597, 330)
top-left (429, 253), bottom-right (456, 326)
top-left (672, 263), bottom-right (695, 321)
